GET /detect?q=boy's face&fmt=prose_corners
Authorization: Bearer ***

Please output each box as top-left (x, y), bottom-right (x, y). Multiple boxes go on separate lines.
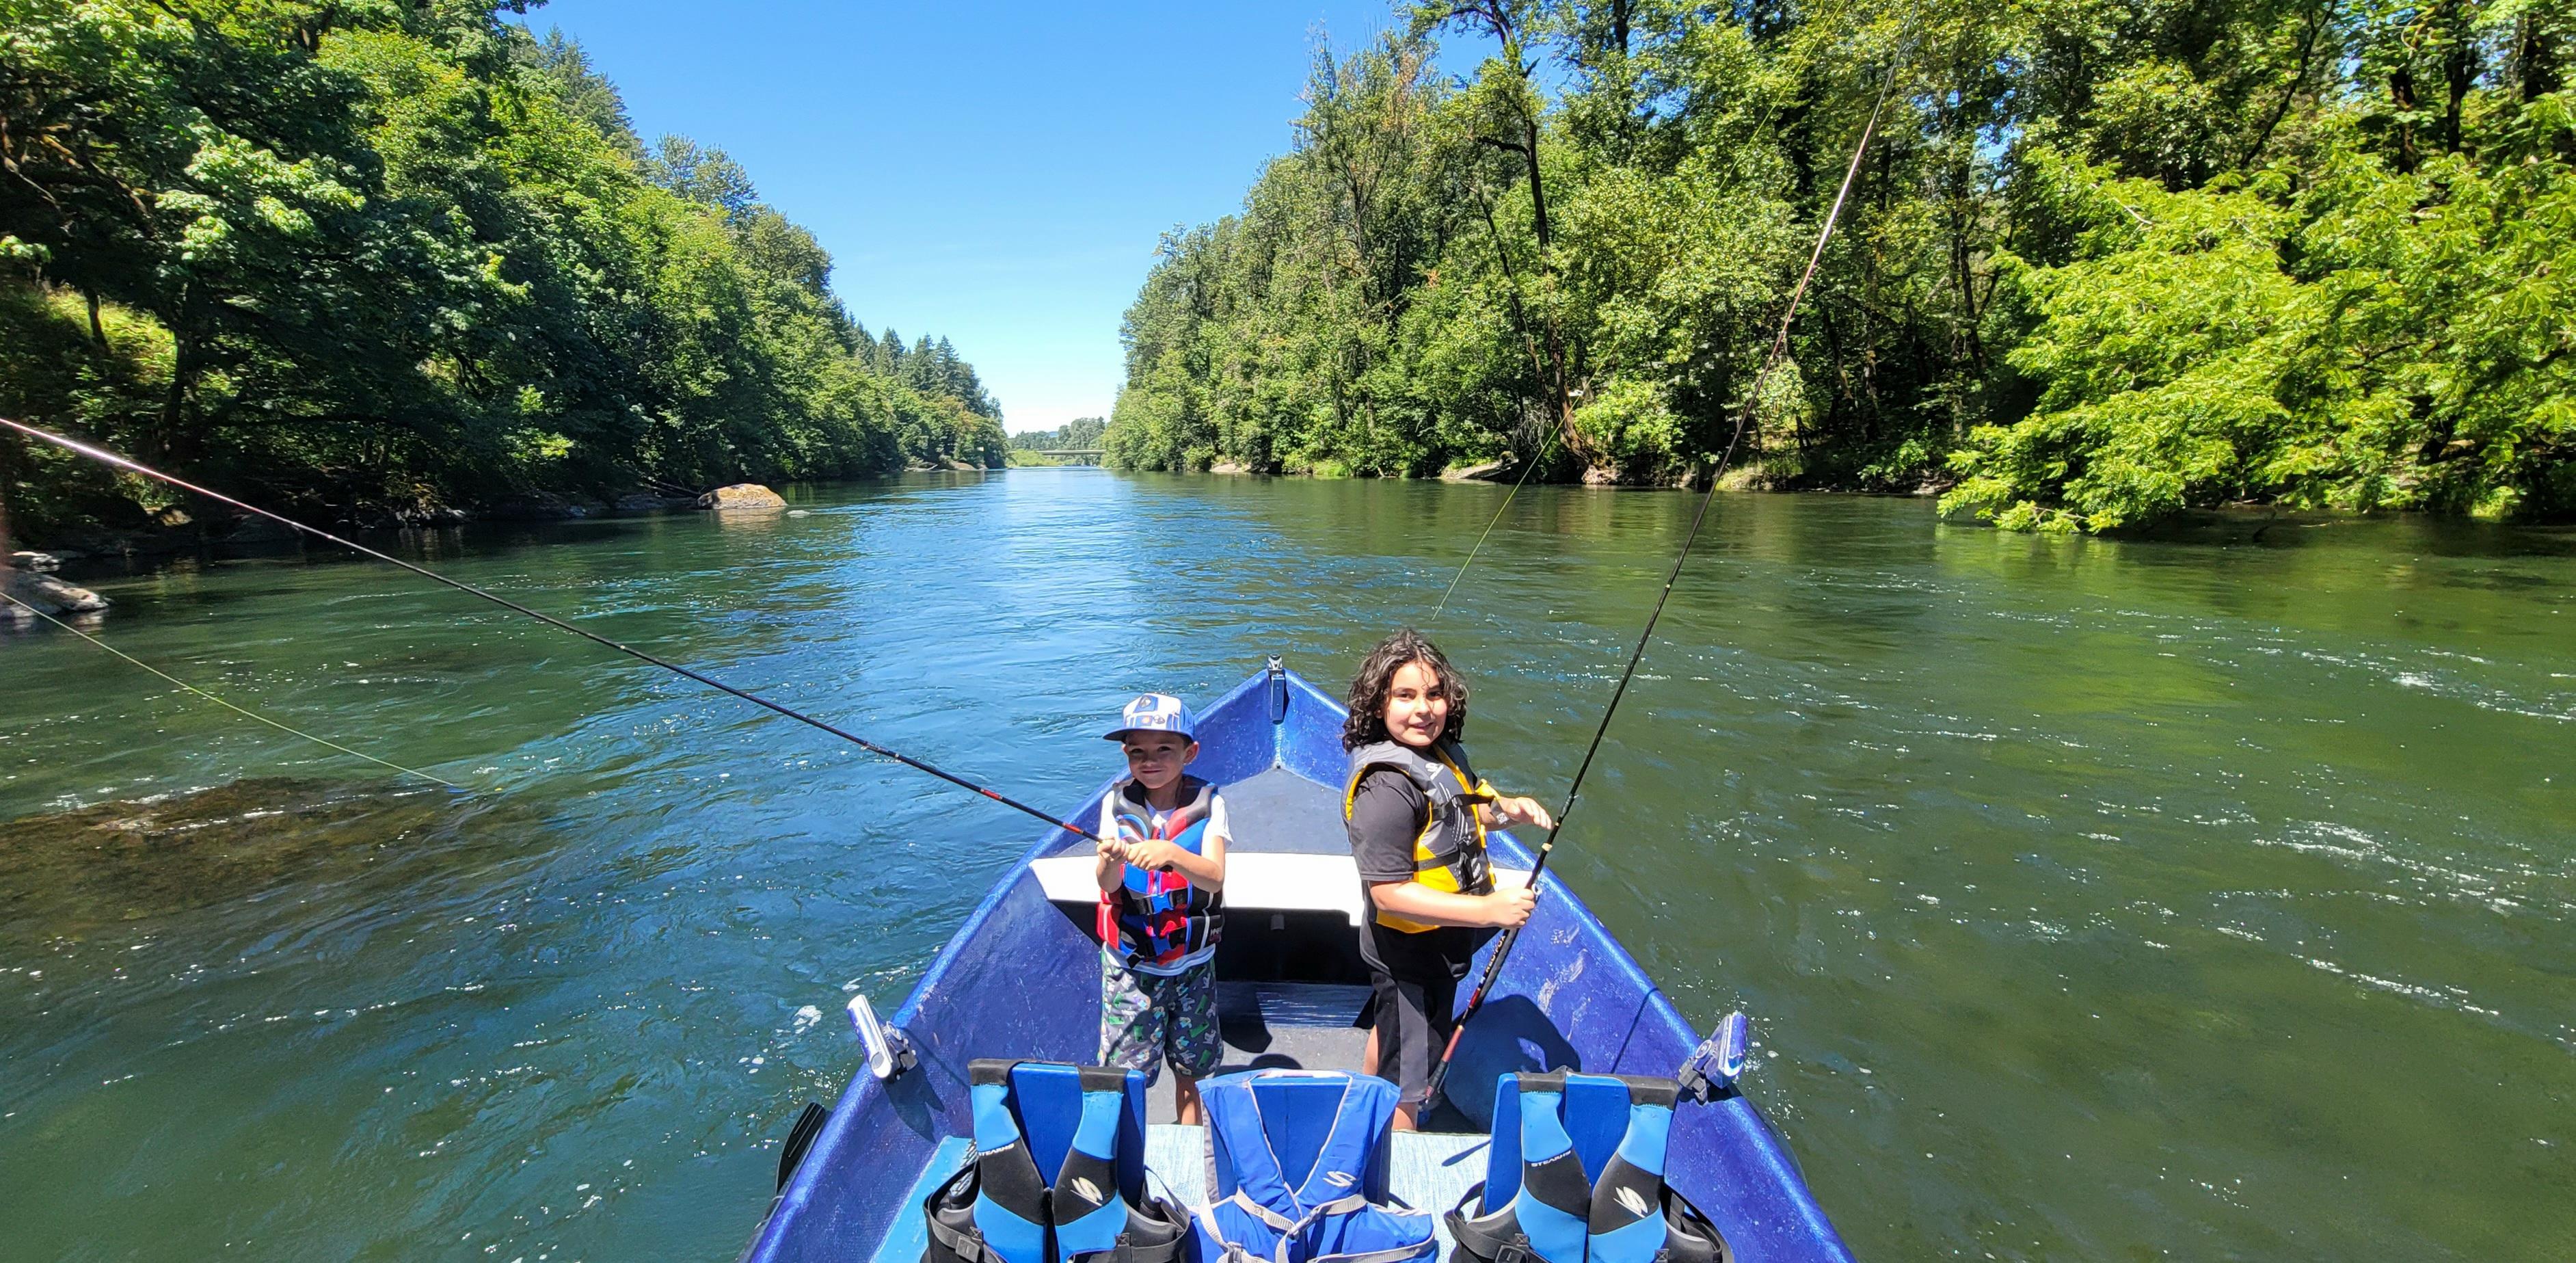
top-left (1121, 731), bottom-right (1197, 790)
top-left (1381, 659), bottom-right (1450, 749)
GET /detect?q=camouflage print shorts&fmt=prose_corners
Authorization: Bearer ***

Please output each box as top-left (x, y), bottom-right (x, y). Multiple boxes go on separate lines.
top-left (1098, 955), bottom-right (1222, 1082)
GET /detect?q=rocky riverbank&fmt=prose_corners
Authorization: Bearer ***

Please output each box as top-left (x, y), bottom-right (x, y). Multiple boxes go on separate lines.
top-left (1, 483), bottom-right (789, 619)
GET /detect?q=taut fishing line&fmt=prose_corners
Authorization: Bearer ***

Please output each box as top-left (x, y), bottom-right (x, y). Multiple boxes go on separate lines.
top-left (1, 589), bottom-right (458, 788)
top-left (1425, 47), bottom-right (1911, 1105)
top-left (1426, 94), bottom-right (1790, 627)
top-left (0, 415), bottom-right (1107, 842)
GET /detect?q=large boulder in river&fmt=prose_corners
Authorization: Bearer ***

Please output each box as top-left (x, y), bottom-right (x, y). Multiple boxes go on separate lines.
top-left (699, 483), bottom-right (786, 511)
top-left (5, 569), bottom-right (108, 615)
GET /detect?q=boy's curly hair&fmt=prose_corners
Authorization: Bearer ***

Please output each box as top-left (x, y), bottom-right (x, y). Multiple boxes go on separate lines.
top-left (1343, 628), bottom-right (1468, 751)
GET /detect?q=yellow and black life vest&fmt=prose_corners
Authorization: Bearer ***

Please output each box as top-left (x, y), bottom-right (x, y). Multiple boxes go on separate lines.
top-left (1343, 739), bottom-right (1495, 933)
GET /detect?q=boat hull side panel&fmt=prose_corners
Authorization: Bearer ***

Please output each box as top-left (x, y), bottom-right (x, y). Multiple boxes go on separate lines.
top-left (743, 865), bottom-right (1105, 1262)
top-left (1445, 832), bottom-right (1854, 1262)
top-left (1278, 674), bottom-right (1348, 787)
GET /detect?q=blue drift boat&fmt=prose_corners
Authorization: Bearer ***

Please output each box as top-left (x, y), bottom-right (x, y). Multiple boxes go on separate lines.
top-left (740, 661), bottom-right (1853, 1263)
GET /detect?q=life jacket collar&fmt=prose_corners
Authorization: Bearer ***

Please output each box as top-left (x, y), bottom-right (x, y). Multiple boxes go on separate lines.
top-left (1343, 739), bottom-right (1495, 932)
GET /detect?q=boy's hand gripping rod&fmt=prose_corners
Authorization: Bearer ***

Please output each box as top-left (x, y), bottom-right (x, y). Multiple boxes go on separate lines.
top-left (1419, 60), bottom-right (1901, 1108)
top-left (0, 414), bottom-right (1108, 844)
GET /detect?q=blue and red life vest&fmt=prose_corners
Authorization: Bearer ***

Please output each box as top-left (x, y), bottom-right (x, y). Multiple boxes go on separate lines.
top-left (1097, 775), bottom-right (1224, 972)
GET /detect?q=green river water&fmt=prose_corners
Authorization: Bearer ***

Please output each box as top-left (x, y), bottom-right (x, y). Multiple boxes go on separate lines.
top-left (1, 468), bottom-right (2569, 1260)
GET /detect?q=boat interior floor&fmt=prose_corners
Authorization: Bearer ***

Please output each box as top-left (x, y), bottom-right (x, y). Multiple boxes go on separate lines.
top-left (1202, 765), bottom-right (1349, 855)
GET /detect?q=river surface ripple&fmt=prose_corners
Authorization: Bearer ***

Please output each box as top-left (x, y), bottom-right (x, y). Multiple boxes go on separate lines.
top-left (1, 470), bottom-right (2570, 1260)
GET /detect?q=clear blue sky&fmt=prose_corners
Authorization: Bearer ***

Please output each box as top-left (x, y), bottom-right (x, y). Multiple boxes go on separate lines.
top-left (518, 1), bottom-right (1436, 434)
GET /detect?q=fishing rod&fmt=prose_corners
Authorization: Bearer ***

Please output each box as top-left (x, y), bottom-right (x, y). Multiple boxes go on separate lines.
top-left (0, 415), bottom-right (1109, 843)
top-left (1423, 53), bottom-right (1907, 1107)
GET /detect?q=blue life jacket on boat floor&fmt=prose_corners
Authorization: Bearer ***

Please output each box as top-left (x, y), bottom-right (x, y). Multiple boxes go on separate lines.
top-left (1192, 1070), bottom-right (1436, 1263)
top-left (925, 1060), bottom-right (1189, 1263)
top-left (1446, 1072), bottom-right (1728, 1263)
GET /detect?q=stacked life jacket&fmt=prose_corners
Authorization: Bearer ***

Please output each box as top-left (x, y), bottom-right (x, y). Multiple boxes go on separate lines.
top-left (1341, 741), bottom-right (1494, 933)
top-left (1192, 1070), bottom-right (1438, 1263)
top-left (924, 1060), bottom-right (1189, 1263)
top-left (1098, 775), bottom-right (1224, 972)
top-left (1447, 1072), bottom-right (1728, 1263)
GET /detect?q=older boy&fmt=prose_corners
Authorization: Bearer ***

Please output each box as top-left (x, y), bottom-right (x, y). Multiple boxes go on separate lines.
top-left (1093, 693), bottom-right (1230, 1124)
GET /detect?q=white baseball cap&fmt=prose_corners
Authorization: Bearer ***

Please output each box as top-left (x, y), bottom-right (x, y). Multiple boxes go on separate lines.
top-left (1103, 693), bottom-right (1196, 741)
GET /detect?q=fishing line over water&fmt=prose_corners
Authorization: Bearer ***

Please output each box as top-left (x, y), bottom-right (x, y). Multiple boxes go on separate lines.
top-left (0, 414), bottom-right (1104, 842)
top-left (1427, 44), bottom-right (1911, 1104)
top-left (0, 589), bottom-right (459, 788)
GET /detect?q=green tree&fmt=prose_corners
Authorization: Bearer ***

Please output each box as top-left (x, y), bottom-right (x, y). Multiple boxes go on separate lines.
top-left (1103, 0), bottom-right (2576, 528)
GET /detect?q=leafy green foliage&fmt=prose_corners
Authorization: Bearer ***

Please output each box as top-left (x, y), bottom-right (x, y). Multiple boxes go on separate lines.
top-left (1010, 416), bottom-right (1105, 451)
top-left (1108, 0), bottom-right (2576, 529)
top-left (0, 1), bottom-right (1002, 542)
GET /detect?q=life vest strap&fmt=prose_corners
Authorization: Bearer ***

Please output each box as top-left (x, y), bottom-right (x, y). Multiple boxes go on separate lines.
top-left (1311, 1245), bottom-right (1446, 1263)
top-left (925, 1178), bottom-right (1014, 1263)
top-left (1216, 1191), bottom-right (1306, 1234)
top-left (1444, 1190), bottom-right (1540, 1263)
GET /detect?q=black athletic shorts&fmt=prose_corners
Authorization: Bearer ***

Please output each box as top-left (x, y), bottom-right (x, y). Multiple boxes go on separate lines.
top-left (1358, 919), bottom-right (1493, 1111)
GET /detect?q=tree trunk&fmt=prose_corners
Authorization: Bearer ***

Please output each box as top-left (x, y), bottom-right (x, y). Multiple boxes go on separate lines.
top-left (2440, 0), bottom-right (2478, 154)
top-left (2390, 66), bottom-right (2420, 174)
top-left (2519, 12), bottom-right (2563, 102)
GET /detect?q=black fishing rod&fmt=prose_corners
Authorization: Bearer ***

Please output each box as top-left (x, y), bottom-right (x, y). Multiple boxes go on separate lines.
top-left (1423, 55), bottom-right (1907, 1106)
top-left (0, 415), bottom-right (1108, 843)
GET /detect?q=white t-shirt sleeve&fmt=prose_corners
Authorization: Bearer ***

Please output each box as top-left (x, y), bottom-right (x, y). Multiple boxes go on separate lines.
top-left (1097, 793), bottom-right (1118, 843)
top-left (1206, 792), bottom-right (1231, 845)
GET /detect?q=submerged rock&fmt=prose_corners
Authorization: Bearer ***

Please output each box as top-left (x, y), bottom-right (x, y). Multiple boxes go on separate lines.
top-left (0, 777), bottom-right (497, 939)
top-left (5, 570), bottom-right (108, 614)
top-left (699, 483), bottom-right (787, 510)
top-left (219, 515), bottom-right (303, 546)
top-left (613, 491), bottom-right (697, 514)
top-left (482, 490), bottom-right (602, 521)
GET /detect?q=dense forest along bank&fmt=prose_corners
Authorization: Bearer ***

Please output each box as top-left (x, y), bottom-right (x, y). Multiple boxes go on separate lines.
top-left (3, 8), bottom-right (1008, 547)
top-left (1104, 7), bottom-right (2576, 533)
top-left (1, 470), bottom-right (2569, 1260)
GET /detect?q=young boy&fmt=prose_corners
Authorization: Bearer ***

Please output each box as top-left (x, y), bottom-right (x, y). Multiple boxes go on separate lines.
top-left (1093, 693), bottom-right (1230, 1124)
